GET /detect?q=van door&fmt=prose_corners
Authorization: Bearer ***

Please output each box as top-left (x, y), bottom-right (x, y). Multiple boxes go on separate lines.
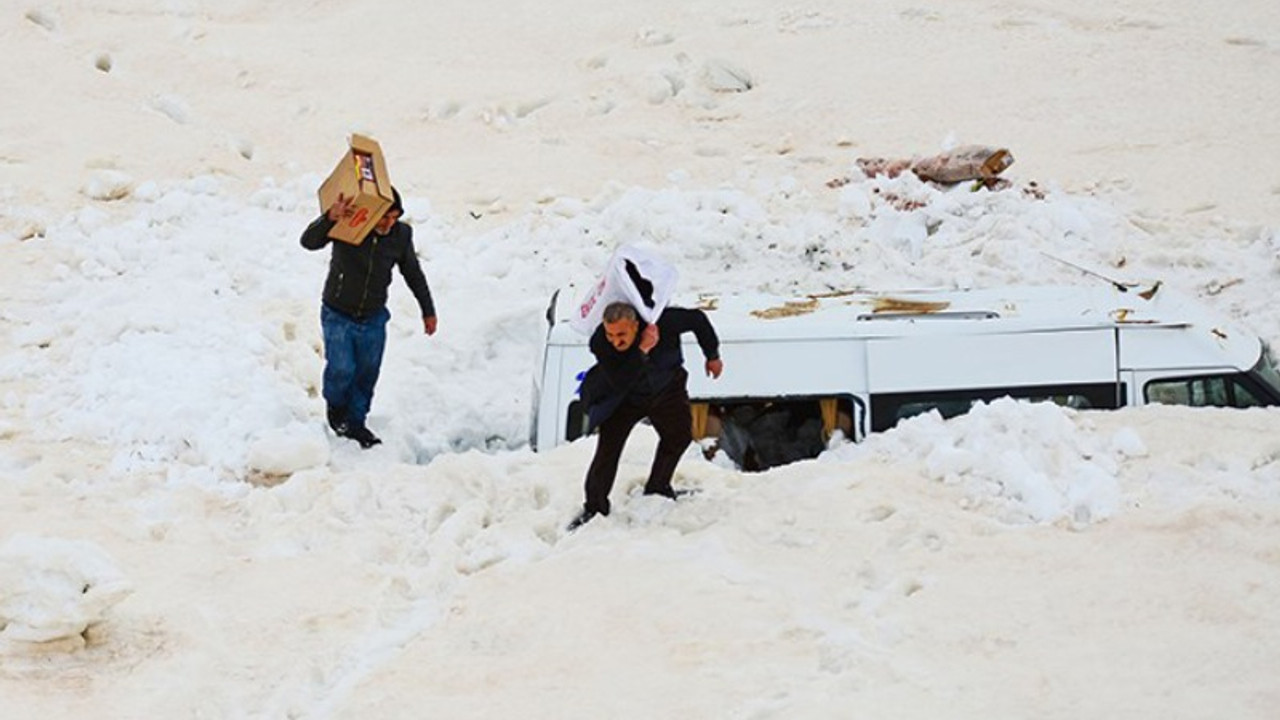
top-left (530, 344), bottom-right (558, 451)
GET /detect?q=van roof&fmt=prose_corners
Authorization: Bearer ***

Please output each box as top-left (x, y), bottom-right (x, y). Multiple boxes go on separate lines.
top-left (548, 283), bottom-right (1262, 368)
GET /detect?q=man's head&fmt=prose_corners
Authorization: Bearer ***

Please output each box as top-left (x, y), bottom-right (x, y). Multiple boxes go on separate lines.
top-left (374, 186), bottom-right (404, 235)
top-left (602, 302), bottom-right (640, 351)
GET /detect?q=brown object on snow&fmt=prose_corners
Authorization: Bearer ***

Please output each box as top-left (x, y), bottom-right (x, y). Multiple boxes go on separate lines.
top-left (750, 298), bottom-right (820, 320)
top-left (853, 156), bottom-right (915, 179)
top-left (871, 297), bottom-right (952, 314)
top-left (854, 145), bottom-right (1014, 184)
top-left (912, 145), bottom-right (1013, 183)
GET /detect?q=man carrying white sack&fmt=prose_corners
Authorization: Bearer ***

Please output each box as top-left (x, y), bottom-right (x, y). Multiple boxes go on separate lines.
top-left (569, 301), bottom-right (723, 531)
top-left (300, 188), bottom-right (438, 449)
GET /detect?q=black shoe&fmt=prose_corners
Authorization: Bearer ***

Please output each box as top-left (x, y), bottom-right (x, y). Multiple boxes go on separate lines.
top-left (567, 506), bottom-right (607, 532)
top-left (326, 405), bottom-right (349, 434)
top-left (342, 425), bottom-right (382, 449)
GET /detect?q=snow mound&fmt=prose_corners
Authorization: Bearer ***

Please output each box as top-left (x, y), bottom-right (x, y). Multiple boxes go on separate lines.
top-left (827, 398), bottom-right (1139, 526)
top-left (0, 535), bottom-right (133, 652)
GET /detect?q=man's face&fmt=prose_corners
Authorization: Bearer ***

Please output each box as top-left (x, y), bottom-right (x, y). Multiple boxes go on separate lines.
top-left (374, 209), bottom-right (402, 236)
top-left (603, 317), bottom-right (639, 352)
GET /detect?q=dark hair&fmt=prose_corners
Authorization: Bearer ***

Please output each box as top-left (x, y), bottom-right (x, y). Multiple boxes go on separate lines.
top-left (389, 186), bottom-right (404, 216)
top-left (602, 302), bottom-right (638, 324)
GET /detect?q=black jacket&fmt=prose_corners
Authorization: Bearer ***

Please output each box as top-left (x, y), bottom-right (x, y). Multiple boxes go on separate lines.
top-left (580, 306), bottom-right (720, 429)
top-left (301, 215), bottom-right (436, 321)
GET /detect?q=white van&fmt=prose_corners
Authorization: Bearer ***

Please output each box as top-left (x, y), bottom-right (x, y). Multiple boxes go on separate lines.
top-left (530, 284), bottom-right (1280, 469)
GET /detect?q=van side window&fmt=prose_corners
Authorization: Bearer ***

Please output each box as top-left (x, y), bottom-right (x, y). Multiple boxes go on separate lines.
top-left (871, 382), bottom-right (1126, 432)
top-left (1145, 374), bottom-right (1269, 409)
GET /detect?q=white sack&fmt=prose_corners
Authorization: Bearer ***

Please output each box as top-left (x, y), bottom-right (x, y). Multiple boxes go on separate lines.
top-left (569, 244), bottom-right (678, 334)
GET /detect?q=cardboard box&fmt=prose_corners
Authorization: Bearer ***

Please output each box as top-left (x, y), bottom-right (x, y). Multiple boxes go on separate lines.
top-left (317, 134), bottom-right (394, 245)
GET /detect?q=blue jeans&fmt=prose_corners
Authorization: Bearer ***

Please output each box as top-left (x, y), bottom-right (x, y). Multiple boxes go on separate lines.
top-left (320, 304), bottom-right (390, 428)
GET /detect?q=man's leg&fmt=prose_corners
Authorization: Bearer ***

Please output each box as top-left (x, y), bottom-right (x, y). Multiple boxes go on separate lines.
top-left (643, 373), bottom-right (693, 497)
top-left (321, 305), bottom-right (358, 431)
top-left (348, 308), bottom-right (390, 429)
top-left (582, 402), bottom-right (645, 516)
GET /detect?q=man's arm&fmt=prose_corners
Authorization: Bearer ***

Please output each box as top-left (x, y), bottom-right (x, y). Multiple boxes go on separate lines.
top-left (300, 215), bottom-right (335, 250)
top-left (664, 308), bottom-right (720, 360)
top-left (302, 193), bottom-right (356, 250)
top-left (662, 307), bottom-right (722, 378)
top-left (395, 226), bottom-right (437, 334)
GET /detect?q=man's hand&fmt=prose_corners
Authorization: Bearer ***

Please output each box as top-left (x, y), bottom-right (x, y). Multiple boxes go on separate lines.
top-left (326, 193), bottom-right (356, 222)
top-left (639, 323), bottom-right (659, 354)
top-left (705, 358), bottom-right (723, 379)
top-left (423, 315), bottom-right (438, 336)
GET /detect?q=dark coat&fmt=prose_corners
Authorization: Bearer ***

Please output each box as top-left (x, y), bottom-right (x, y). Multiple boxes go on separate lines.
top-left (301, 215), bottom-right (436, 321)
top-left (579, 306), bottom-right (720, 431)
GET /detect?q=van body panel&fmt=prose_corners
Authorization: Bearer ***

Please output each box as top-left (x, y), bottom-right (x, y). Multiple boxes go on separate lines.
top-left (686, 338), bottom-right (866, 398)
top-left (530, 344), bottom-right (558, 452)
top-left (1118, 324), bottom-right (1262, 372)
top-left (549, 344), bottom-right (592, 446)
top-left (867, 328), bottom-right (1117, 393)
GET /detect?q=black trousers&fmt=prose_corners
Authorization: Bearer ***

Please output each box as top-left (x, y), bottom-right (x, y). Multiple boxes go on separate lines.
top-left (583, 372), bottom-right (693, 515)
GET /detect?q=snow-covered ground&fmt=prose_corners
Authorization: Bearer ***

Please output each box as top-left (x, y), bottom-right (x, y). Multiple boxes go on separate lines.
top-left (2, 1), bottom-right (1279, 718)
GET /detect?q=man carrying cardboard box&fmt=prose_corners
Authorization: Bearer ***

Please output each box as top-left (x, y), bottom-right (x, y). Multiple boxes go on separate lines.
top-left (300, 188), bottom-right (439, 448)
